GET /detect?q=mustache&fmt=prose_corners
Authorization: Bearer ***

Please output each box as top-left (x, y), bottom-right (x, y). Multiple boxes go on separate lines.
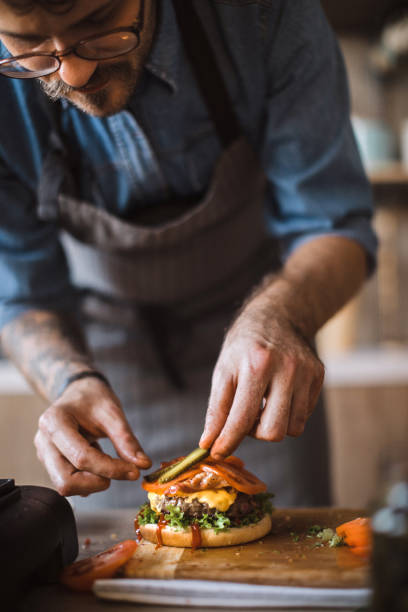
top-left (40, 60), bottom-right (133, 100)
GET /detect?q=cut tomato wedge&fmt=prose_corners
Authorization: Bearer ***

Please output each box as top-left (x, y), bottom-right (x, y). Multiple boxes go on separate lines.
top-left (60, 539), bottom-right (137, 592)
top-left (142, 455), bottom-right (265, 495)
top-left (336, 517), bottom-right (372, 558)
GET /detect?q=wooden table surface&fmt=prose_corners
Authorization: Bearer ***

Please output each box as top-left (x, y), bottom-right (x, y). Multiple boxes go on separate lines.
top-left (18, 508), bottom-right (371, 612)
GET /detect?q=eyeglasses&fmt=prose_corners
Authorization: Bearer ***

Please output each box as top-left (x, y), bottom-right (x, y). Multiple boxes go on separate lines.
top-left (0, 26), bottom-right (142, 79)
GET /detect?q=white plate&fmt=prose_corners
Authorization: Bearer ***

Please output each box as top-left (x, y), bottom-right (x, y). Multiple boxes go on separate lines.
top-left (93, 578), bottom-right (371, 608)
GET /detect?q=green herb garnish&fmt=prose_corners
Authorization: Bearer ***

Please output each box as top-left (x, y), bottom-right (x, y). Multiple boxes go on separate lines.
top-left (317, 528), bottom-right (335, 542)
top-left (307, 524), bottom-right (323, 535)
top-left (328, 533), bottom-right (344, 548)
top-left (305, 524), bottom-right (344, 549)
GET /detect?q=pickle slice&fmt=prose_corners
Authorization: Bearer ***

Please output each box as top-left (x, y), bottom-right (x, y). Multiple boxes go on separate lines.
top-left (144, 448), bottom-right (210, 484)
top-left (144, 464), bottom-right (175, 483)
top-left (158, 447), bottom-right (209, 483)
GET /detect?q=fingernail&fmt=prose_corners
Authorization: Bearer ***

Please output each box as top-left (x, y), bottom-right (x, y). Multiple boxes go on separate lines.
top-left (136, 451), bottom-right (150, 462)
top-left (127, 471), bottom-right (139, 479)
top-left (212, 452), bottom-right (223, 461)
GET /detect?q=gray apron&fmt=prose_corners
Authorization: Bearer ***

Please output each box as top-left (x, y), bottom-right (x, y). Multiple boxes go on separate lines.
top-left (37, 0), bottom-right (330, 509)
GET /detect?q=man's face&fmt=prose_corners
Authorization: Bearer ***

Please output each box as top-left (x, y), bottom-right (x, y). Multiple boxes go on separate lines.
top-left (0, 0), bottom-right (157, 116)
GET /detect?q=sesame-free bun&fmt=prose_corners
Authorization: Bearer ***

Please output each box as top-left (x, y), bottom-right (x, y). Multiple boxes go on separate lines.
top-left (139, 513), bottom-right (272, 548)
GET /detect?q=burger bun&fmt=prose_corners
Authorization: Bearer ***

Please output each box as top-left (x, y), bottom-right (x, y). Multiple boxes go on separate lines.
top-left (139, 513), bottom-right (272, 548)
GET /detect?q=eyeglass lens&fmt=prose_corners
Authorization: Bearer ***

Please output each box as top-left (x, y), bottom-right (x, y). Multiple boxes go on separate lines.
top-left (0, 30), bottom-right (139, 78)
top-left (77, 31), bottom-right (139, 59)
top-left (0, 56), bottom-right (59, 78)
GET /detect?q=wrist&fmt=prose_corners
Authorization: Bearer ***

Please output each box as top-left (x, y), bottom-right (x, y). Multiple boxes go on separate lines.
top-left (55, 370), bottom-right (112, 400)
top-left (243, 277), bottom-right (317, 341)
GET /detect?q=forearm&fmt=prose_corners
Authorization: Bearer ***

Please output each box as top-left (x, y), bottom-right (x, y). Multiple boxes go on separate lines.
top-left (0, 309), bottom-right (95, 402)
top-left (202, 235), bottom-right (368, 454)
top-left (245, 235), bottom-right (367, 340)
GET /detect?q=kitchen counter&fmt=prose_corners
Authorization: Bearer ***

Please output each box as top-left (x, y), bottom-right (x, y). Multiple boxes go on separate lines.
top-left (18, 509), bottom-right (367, 612)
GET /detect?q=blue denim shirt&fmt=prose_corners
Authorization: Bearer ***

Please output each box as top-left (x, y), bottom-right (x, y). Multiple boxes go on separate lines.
top-left (0, 0), bottom-right (377, 329)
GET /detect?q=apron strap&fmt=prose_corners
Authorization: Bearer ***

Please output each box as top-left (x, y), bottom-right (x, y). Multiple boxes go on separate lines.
top-left (35, 91), bottom-right (76, 222)
top-left (35, 2), bottom-right (247, 390)
top-left (172, 0), bottom-right (241, 148)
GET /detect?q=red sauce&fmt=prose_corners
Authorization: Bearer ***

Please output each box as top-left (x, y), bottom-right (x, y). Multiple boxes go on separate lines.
top-left (156, 513), bottom-right (168, 549)
top-left (134, 517), bottom-right (142, 543)
top-left (191, 522), bottom-right (202, 550)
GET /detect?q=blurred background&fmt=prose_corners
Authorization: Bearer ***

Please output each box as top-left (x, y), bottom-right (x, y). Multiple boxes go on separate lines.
top-left (1, 0), bottom-right (407, 509)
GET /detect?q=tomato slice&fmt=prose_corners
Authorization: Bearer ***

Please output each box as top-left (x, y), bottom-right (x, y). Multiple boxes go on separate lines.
top-left (142, 455), bottom-right (265, 495)
top-left (200, 460), bottom-right (266, 495)
top-left (60, 539), bottom-right (137, 592)
top-left (224, 455), bottom-right (245, 469)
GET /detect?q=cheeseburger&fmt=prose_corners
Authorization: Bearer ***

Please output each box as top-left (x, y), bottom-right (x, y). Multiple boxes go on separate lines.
top-left (136, 453), bottom-right (273, 548)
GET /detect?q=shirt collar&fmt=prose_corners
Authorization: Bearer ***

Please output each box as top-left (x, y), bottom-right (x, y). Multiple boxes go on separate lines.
top-left (144, 0), bottom-right (182, 93)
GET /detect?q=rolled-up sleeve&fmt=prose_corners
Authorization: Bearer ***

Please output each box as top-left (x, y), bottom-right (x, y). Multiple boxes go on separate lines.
top-left (0, 161), bottom-right (75, 330)
top-left (261, 0), bottom-right (377, 272)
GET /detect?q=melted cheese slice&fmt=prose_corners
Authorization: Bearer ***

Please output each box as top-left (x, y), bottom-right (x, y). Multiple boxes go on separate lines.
top-left (148, 488), bottom-right (237, 513)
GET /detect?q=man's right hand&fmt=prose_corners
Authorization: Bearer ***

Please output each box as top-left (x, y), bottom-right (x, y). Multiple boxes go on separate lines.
top-left (34, 377), bottom-right (151, 497)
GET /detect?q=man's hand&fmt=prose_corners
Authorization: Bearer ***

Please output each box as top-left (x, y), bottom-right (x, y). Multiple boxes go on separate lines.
top-left (34, 377), bottom-right (151, 497)
top-left (200, 236), bottom-right (368, 459)
top-left (200, 306), bottom-right (324, 458)
top-left (1, 310), bottom-right (152, 497)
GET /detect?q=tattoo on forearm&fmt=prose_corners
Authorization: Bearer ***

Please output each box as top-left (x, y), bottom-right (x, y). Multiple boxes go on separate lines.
top-left (1, 311), bottom-right (94, 401)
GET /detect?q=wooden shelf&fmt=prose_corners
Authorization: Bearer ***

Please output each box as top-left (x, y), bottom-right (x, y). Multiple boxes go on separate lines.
top-left (369, 163), bottom-right (408, 206)
top-left (0, 360), bottom-right (32, 394)
top-left (323, 346), bottom-right (408, 387)
top-left (369, 163), bottom-right (408, 185)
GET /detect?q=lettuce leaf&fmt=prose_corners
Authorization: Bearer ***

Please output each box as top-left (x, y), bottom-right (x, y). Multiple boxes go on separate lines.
top-left (136, 491), bottom-right (274, 533)
top-left (253, 492), bottom-right (274, 515)
top-left (164, 505), bottom-right (190, 529)
top-left (138, 503), bottom-right (159, 525)
top-left (212, 513), bottom-right (231, 533)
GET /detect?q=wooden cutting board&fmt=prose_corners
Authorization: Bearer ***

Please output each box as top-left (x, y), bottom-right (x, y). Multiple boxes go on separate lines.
top-left (123, 508), bottom-right (370, 589)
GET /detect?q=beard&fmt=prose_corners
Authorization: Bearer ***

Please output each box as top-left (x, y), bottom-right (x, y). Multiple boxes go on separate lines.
top-left (39, 59), bottom-right (140, 116)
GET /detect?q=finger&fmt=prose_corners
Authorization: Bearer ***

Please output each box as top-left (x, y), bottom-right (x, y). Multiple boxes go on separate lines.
top-left (255, 367), bottom-right (296, 441)
top-left (35, 430), bottom-right (110, 497)
top-left (248, 400), bottom-right (265, 437)
top-left (43, 413), bottom-right (142, 481)
top-left (287, 378), bottom-right (311, 437)
top-left (97, 406), bottom-right (152, 468)
top-left (199, 373), bottom-right (235, 449)
top-left (78, 437), bottom-right (105, 498)
top-left (210, 373), bottom-right (266, 458)
top-left (308, 364), bottom-right (325, 415)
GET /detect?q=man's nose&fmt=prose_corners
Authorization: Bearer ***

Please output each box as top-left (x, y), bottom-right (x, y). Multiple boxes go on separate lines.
top-left (58, 54), bottom-right (98, 88)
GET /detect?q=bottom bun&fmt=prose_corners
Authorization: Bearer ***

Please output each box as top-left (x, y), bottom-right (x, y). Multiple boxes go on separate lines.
top-left (139, 513), bottom-right (272, 548)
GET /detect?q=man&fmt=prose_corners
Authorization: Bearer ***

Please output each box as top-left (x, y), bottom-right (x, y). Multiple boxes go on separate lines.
top-left (0, 0), bottom-right (376, 509)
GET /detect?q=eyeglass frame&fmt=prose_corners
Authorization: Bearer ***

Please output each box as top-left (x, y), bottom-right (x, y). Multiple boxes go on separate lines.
top-left (0, 1), bottom-right (145, 79)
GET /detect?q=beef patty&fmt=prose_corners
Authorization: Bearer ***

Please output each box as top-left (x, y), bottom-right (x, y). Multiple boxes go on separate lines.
top-left (154, 490), bottom-right (263, 520)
